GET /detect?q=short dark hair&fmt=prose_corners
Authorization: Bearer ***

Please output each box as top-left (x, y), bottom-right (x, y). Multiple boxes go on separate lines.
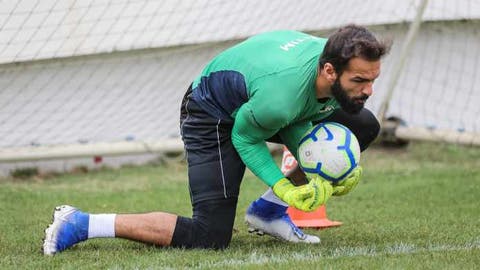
top-left (319, 24), bottom-right (390, 74)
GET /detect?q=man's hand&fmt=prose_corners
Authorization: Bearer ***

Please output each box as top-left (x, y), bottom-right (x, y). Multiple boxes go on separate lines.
top-left (272, 177), bottom-right (333, 212)
top-left (332, 166), bottom-right (363, 196)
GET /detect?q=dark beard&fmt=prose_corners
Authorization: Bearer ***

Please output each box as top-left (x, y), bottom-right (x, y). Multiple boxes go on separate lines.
top-left (331, 78), bottom-right (368, 114)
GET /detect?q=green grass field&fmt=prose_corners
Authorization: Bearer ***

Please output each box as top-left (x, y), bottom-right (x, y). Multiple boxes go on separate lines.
top-left (0, 142), bottom-right (479, 269)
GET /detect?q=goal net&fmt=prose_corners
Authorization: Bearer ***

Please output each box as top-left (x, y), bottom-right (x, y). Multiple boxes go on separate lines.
top-left (1, 0), bottom-right (479, 173)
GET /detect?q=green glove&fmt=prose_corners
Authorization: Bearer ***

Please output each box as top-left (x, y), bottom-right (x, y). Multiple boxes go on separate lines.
top-left (272, 177), bottom-right (333, 212)
top-left (332, 165), bottom-right (363, 196)
top-left (307, 176), bottom-right (334, 210)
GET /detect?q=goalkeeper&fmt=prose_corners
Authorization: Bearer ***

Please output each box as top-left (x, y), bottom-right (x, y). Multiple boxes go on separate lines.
top-left (43, 25), bottom-right (389, 254)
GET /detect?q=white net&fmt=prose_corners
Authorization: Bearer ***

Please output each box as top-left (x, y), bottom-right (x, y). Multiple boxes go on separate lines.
top-left (369, 20), bottom-right (480, 135)
top-left (0, 0), bottom-right (479, 166)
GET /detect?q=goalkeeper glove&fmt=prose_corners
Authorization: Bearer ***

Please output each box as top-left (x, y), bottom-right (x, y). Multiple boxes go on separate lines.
top-left (332, 165), bottom-right (363, 196)
top-left (272, 177), bottom-right (333, 212)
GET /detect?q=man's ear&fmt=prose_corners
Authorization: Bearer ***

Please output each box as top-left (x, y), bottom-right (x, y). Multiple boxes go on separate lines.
top-left (322, 63), bottom-right (337, 84)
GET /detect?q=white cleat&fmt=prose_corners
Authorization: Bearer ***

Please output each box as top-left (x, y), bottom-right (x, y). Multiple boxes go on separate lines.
top-left (245, 211), bottom-right (320, 244)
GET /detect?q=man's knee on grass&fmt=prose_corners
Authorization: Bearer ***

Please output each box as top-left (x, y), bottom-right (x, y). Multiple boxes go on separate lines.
top-left (170, 197), bottom-right (238, 249)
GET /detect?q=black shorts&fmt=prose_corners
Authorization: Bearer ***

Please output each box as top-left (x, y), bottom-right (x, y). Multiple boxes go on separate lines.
top-left (173, 87), bottom-right (246, 248)
top-left (180, 86), bottom-right (246, 204)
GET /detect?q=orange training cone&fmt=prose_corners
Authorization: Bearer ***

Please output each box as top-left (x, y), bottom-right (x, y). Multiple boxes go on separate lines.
top-left (287, 205), bottom-right (342, 229)
top-left (281, 147), bottom-right (342, 229)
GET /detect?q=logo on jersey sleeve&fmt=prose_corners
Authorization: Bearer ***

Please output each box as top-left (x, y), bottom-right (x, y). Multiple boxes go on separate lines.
top-left (279, 36), bottom-right (317, 51)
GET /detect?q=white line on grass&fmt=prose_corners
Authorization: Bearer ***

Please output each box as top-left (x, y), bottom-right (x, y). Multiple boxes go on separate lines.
top-left (193, 239), bottom-right (480, 269)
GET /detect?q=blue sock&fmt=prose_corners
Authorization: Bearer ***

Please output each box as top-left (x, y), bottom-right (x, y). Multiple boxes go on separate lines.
top-left (248, 198), bottom-right (287, 220)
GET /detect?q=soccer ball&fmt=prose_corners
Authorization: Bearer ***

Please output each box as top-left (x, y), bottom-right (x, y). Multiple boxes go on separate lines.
top-left (298, 122), bottom-right (361, 183)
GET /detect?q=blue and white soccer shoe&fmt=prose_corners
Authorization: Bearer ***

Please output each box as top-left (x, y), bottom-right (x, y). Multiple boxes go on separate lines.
top-left (245, 198), bottom-right (320, 243)
top-left (43, 205), bottom-right (89, 255)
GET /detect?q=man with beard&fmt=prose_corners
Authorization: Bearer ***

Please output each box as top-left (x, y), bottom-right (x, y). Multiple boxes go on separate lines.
top-left (43, 25), bottom-right (389, 254)
top-left (245, 26), bottom-right (388, 243)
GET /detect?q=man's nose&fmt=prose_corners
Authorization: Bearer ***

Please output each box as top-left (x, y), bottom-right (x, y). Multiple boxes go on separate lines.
top-left (362, 82), bottom-right (374, 96)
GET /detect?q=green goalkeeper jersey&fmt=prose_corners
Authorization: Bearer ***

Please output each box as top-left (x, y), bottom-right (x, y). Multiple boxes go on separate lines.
top-left (191, 30), bottom-right (340, 186)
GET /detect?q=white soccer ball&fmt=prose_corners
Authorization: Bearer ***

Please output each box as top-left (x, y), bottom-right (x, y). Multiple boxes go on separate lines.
top-left (298, 122), bottom-right (361, 183)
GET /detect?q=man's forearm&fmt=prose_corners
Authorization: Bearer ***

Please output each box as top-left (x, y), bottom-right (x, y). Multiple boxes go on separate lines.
top-left (285, 164), bottom-right (308, 186)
